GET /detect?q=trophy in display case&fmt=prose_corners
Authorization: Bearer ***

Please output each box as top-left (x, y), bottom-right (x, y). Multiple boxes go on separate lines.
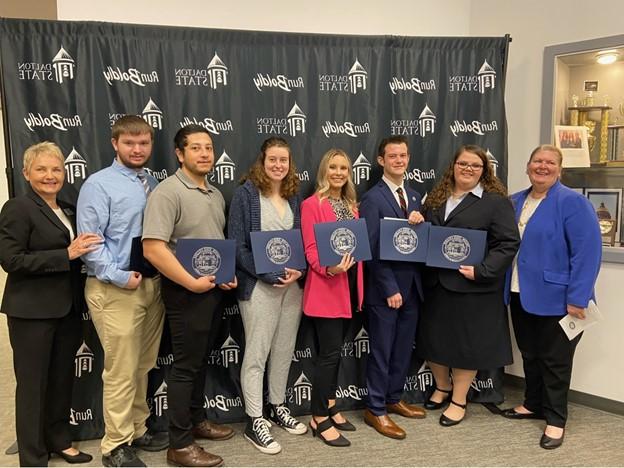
top-left (596, 202), bottom-right (617, 246)
top-left (584, 120), bottom-right (597, 152)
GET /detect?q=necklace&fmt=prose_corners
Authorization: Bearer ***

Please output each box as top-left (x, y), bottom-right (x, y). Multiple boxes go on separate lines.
top-left (518, 196), bottom-right (542, 228)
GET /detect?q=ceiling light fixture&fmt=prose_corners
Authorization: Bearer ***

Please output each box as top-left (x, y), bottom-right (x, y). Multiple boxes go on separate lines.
top-left (596, 50), bottom-right (620, 65)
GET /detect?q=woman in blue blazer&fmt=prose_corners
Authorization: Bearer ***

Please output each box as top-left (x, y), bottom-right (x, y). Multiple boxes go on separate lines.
top-left (502, 145), bottom-right (602, 450)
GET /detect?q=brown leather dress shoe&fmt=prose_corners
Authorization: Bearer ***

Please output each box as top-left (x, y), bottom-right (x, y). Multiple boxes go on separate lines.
top-left (192, 420), bottom-right (235, 441)
top-left (387, 400), bottom-right (427, 419)
top-left (363, 409), bottom-right (406, 439)
top-left (166, 444), bottom-right (223, 467)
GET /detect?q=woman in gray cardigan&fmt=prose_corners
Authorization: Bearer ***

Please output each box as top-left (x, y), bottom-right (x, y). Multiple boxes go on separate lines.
top-left (227, 137), bottom-right (306, 455)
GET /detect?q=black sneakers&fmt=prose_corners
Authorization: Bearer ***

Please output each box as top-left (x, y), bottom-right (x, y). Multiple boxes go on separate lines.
top-left (268, 404), bottom-right (308, 435)
top-left (102, 444), bottom-right (146, 467)
top-left (132, 430), bottom-right (169, 452)
top-left (244, 417), bottom-right (282, 454)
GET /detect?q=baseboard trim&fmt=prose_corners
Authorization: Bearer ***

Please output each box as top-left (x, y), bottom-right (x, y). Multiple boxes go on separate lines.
top-left (504, 373), bottom-right (624, 416)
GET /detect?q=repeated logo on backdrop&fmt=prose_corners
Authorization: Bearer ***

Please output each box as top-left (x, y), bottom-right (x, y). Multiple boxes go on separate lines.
top-left (174, 52), bottom-right (228, 89)
top-left (390, 104), bottom-right (437, 138)
top-left (352, 152), bottom-right (372, 185)
top-left (256, 102), bottom-right (307, 137)
top-left (103, 65), bottom-right (159, 87)
top-left (74, 341), bottom-right (95, 378)
top-left (64, 148), bottom-right (88, 184)
top-left (253, 72), bottom-right (305, 92)
top-left (17, 46), bottom-right (75, 83)
top-left (219, 335), bottom-right (240, 368)
top-left (319, 59), bottom-right (368, 94)
top-left (449, 59), bottom-right (497, 94)
top-left (2, 19), bottom-right (509, 436)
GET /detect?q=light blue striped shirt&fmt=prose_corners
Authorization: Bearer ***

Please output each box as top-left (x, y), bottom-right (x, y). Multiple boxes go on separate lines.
top-left (77, 158), bottom-right (158, 287)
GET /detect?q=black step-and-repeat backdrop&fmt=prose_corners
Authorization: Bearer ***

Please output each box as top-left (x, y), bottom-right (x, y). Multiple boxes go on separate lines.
top-left (0, 18), bottom-right (510, 440)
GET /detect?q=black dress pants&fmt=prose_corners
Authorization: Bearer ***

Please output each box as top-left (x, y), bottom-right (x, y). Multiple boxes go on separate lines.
top-left (161, 277), bottom-right (222, 449)
top-left (8, 311), bottom-right (81, 467)
top-left (510, 293), bottom-right (581, 428)
top-left (310, 317), bottom-right (347, 416)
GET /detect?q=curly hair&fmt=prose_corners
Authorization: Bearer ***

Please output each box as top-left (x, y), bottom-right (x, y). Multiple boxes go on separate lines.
top-left (315, 148), bottom-right (358, 214)
top-left (240, 137), bottom-right (300, 198)
top-left (424, 144), bottom-right (508, 210)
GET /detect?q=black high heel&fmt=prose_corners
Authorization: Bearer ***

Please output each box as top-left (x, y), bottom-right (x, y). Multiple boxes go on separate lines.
top-left (328, 405), bottom-right (356, 431)
top-left (439, 400), bottom-right (466, 427)
top-left (50, 449), bottom-right (93, 464)
top-left (424, 387), bottom-right (452, 410)
top-left (309, 418), bottom-right (350, 447)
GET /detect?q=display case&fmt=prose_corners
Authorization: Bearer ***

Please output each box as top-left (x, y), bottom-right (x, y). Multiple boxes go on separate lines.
top-left (542, 34), bottom-right (624, 263)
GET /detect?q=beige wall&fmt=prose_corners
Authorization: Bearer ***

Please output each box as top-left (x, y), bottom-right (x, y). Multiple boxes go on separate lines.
top-left (56, 0), bottom-right (473, 36)
top-left (0, 0), bottom-right (56, 20)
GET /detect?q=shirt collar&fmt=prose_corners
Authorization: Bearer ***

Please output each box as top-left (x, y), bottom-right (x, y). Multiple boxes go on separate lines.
top-left (175, 168), bottom-right (213, 193)
top-left (111, 157), bottom-right (146, 180)
top-left (470, 183), bottom-right (484, 198)
top-left (382, 175), bottom-right (406, 194)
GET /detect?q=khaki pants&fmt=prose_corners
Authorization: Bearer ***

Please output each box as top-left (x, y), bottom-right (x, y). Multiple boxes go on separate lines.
top-left (86, 276), bottom-right (165, 455)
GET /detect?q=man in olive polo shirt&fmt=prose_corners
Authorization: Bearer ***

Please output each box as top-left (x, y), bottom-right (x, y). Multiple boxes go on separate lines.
top-left (143, 125), bottom-right (237, 467)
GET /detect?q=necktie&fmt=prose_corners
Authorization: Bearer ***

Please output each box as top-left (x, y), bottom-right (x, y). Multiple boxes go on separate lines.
top-left (137, 172), bottom-right (151, 196)
top-left (396, 186), bottom-right (408, 218)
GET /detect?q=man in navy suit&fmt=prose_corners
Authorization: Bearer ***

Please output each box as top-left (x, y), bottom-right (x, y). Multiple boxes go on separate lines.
top-left (359, 136), bottom-right (426, 439)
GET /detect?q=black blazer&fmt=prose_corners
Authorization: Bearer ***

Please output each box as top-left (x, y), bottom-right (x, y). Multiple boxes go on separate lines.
top-left (0, 189), bottom-right (83, 319)
top-left (424, 191), bottom-right (520, 293)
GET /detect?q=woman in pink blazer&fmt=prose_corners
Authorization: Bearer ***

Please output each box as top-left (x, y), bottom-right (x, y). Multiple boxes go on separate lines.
top-left (301, 149), bottom-right (364, 447)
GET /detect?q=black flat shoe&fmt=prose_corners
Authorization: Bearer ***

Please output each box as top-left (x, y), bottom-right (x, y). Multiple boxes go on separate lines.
top-left (501, 407), bottom-right (545, 420)
top-left (540, 431), bottom-right (564, 449)
top-left (439, 400), bottom-right (466, 427)
top-left (328, 405), bottom-right (356, 431)
top-left (310, 418), bottom-right (351, 447)
top-left (51, 450), bottom-right (93, 464)
top-left (425, 387), bottom-right (452, 410)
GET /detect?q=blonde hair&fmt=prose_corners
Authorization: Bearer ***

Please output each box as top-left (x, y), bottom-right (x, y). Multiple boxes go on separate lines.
top-left (23, 141), bottom-right (65, 173)
top-left (315, 149), bottom-right (357, 213)
top-left (529, 144), bottom-right (563, 165)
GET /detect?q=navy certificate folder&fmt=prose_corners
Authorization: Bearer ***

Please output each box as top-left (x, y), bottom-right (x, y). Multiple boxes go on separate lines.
top-left (425, 226), bottom-right (487, 269)
top-left (250, 229), bottom-right (307, 274)
top-left (175, 238), bottom-right (236, 284)
top-left (130, 236), bottom-right (158, 277)
top-left (380, 219), bottom-right (430, 262)
top-left (313, 219), bottom-right (372, 266)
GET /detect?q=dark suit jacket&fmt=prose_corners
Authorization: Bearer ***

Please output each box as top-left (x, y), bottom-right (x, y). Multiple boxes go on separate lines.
top-left (0, 188), bottom-right (83, 319)
top-left (360, 180), bottom-right (424, 306)
top-left (424, 191), bottom-right (520, 293)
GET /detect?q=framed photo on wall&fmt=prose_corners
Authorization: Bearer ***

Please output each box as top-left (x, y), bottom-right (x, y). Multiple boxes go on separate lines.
top-left (555, 125), bottom-right (590, 167)
top-left (585, 188), bottom-right (622, 245)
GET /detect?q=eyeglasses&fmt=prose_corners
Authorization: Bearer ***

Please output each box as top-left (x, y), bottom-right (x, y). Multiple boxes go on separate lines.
top-left (455, 161), bottom-right (484, 171)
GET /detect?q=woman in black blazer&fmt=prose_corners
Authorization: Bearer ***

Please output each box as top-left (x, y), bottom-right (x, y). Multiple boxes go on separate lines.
top-left (0, 142), bottom-right (100, 466)
top-left (416, 145), bottom-right (520, 427)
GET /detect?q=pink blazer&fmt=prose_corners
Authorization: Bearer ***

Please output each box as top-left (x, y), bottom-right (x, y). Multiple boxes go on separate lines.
top-left (300, 194), bottom-right (364, 318)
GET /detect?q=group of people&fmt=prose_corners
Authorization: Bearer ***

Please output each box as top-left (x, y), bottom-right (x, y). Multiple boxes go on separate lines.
top-left (0, 114), bottom-right (602, 467)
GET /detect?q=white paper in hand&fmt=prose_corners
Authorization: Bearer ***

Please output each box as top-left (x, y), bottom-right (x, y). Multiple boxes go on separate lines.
top-left (559, 300), bottom-right (603, 340)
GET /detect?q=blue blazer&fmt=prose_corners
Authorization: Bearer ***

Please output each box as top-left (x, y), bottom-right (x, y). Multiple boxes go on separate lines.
top-left (359, 180), bottom-right (423, 306)
top-left (504, 181), bottom-right (602, 316)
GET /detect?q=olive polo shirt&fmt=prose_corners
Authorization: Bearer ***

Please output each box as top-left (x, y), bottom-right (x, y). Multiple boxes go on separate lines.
top-left (142, 168), bottom-right (226, 252)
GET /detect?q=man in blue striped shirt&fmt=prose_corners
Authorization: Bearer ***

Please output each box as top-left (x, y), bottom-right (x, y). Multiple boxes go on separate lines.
top-left (77, 115), bottom-right (166, 467)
